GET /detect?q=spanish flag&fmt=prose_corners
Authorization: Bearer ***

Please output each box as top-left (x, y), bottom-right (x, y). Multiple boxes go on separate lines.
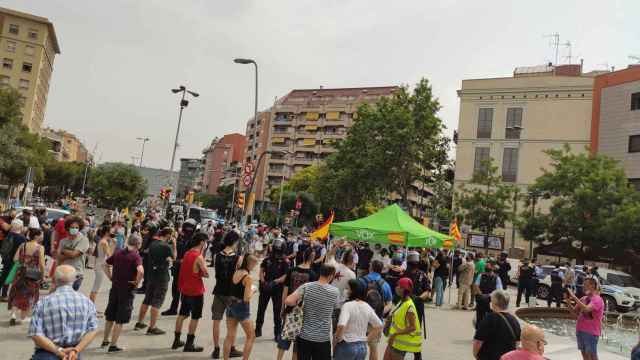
top-left (310, 211), bottom-right (334, 241)
top-left (450, 218), bottom-right (462, 242)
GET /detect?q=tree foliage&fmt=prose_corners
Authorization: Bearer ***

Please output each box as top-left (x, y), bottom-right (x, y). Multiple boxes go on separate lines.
top-left (457, 159), bottom-right (513, 249)
top-left (195, 184), bottom-right (235, 215)
top-left (520, 146), bottom-right (640, 261)
top-left (317, 78), bottom-right (449, 219)
top-left (88, 163), bottom-right (146, 209)
top-left (41, 160), bottom-right (87, 200)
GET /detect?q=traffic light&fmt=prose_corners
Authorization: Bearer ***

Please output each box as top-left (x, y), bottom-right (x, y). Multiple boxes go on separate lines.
top-left (237, 192), bottom-right (245, 209)
top-left (185, 190), bottom-right (194, 204)
top-left (159, 188), bottom-right (166, 200)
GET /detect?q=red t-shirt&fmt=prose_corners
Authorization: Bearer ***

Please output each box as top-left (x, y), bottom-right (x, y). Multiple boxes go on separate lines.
top-left (178, 249), bottom-right (205, 296)
top-left (54, 218), bottom-right (68, 251)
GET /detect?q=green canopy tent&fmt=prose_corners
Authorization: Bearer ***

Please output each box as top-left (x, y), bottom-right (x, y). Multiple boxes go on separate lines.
top-left (329, 204), bottom-right (453, 248)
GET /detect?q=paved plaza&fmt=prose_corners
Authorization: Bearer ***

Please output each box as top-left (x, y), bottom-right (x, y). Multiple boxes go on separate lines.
top-left (0, 263), bottom-right (628, 360)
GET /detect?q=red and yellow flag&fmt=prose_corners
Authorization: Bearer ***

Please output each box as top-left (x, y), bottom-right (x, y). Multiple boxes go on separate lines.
top-left (310, 211), bottom-right (334, 241)
top-left (449, 218), bottom-right (462, 242)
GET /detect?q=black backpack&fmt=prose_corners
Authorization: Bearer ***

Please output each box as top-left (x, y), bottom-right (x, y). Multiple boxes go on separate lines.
top-left (362, 277), bottom-right (386, 318)
top-left (551, 270), bottom-right (563, 286)
top-left (479, 273), bottom-right (498, 295)
top-left (214, 252), bottom-right (238, 295)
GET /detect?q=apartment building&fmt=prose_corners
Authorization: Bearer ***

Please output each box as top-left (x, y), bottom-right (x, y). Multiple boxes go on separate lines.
top-left (202, 133), bottom-right (246, 194)
top-left (250, 86), bottom-right (398, 205)
top-left (41, 128), bottom-right (90, 163)
top-left (454, 64), bottom-right (596, 256)
top-left (177, 158), bottom-right (204, 198)
top-left (0, 7), bottom-right (60, 133)
top-left (591, 65), bottom-right (640, 191)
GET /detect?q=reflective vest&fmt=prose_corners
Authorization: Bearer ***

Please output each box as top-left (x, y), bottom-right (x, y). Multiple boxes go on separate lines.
top-left (388, 298), bottom-right (422, 353)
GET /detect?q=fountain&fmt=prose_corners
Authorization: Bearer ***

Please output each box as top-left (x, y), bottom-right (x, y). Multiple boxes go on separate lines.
top-left (515, 307), bottom-right (640, 355)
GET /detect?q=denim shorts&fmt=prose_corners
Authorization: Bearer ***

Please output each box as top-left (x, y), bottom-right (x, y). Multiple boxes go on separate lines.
top-left (276, 337), bottom-right (299, 352)
top-left (576, 330), bottom-right (599, 354)
top-left (226, 301), bottom-right (250, 321)
top-left (334, 341), bottom-right (367, 360)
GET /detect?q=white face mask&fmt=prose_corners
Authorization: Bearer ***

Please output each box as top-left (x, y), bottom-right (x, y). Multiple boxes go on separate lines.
top-left (69, 228), bottom-right (79, 236)
top-left (117, 228), bottom-right (125, 235)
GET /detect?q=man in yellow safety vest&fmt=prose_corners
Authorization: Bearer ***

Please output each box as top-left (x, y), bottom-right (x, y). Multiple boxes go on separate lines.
top-left (384, 277), bottom-right (422, 359)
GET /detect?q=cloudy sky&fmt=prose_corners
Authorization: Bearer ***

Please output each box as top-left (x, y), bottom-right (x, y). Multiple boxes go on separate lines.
top-left (7, 0), bottom-right (639, 170)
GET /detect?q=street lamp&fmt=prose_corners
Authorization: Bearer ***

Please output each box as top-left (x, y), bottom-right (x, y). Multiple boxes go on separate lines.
top-left (275, 150), bottom-right (292, 226)
top-left (234, 57), bottom-right (259, 227)
top-left (168, 85), bottom-right (199, 202)
top-left (136, 137), bottom-right (150, 167)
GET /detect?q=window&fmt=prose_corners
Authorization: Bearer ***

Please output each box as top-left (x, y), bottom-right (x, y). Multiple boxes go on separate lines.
top-left (474, 147), bottom-right (490, 174)
top-left (28, 29), bottom-right (38, 40)
top-left (476, 108), bottom-right (493, 139)
top-left (632, 93), bottom-right (640, 111)
top-left (8, 24), bottom-right (19, 35)
top-left (6, 41), bottom-right (16, 53)
top-left (505, 108), bottom-right (523, 139)
top-left (629, 135), bottom-right (640, 153)
top-left (502, 148), bottom-right (519, 182)
top-left (0, 75), bottom-right (10, 87)
top-left (25, 45), bottom-right (35, 56)
top-left (630, 179), bottom-right (640, 192)
top-left (19, 79), bottom-right (29, 91)
top-left (2, 58), bottom-right (13, 69)
top-left (22, 62), bottom-right (33, 73)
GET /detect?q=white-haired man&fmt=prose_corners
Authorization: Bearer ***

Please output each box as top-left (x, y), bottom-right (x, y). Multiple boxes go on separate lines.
top-left (28, 264), bottom-right (98, 359)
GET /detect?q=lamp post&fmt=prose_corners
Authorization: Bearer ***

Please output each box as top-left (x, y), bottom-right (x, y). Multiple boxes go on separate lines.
top-left (234, 57), bottom-right (259, 227)
top-left (507, 124), bottom-right (524, 252)
top-left (168, 86), bottom-right (199, 201)
top-left (276, 150), bottom-right (292, 227)
top-left (136, 137), bottom-right (150, 167)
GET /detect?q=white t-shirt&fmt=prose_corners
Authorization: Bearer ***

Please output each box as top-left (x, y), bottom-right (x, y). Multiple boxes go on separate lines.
top-left (338, 300), bottom-right (383, 343)
top-left (327, 259), bottom-right (356, 306)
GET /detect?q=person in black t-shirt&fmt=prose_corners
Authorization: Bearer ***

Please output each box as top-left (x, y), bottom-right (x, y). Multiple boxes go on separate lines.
top-left (356, 242), bottom-right (373, 277)
top-left (516, 259), bottom-right (534, 307)
top-left (162, 219), bottom-right (196, 316)
top-left (473, 289), bottom-right (521, 360)
top-left (255, 238), bottom-right (290, 339)
top-left (496, 252), bottom-right (511, 291)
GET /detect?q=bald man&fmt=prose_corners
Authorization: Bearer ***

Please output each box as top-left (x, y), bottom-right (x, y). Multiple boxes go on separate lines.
top-left (500, 324), bottom-right (546, 360)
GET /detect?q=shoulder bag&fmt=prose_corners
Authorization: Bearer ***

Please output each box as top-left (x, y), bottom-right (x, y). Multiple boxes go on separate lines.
top-left (281, 285), bottom-right (305, 340)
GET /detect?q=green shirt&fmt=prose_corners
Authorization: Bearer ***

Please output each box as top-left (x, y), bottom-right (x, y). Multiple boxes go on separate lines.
top-left (475, 259), bottom-right (486, 276)
top-left (148, 240), bottom-right (173, 283)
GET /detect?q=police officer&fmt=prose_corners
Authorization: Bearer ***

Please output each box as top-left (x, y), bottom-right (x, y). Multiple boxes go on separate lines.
top-left (255, 238), bottom-right (290, 339)
top-left (516, 259), bottom-right (534, 307)
top-left (295, 236), bottom-right (310, 266)
top-left (137, 221), bottom-right (159, 294)
top-left (162, 219), bottom-right (196, 316)
top-left (473, 260), bottom-right (503, 328)
top-left (404, 251), bottom-right (431, 360)
top-left (496, 252), bottom-right (511, 290)
top-left (284, 232), bottom-right (298, 264)
top-left (548, 264), bottom-right (564, 307)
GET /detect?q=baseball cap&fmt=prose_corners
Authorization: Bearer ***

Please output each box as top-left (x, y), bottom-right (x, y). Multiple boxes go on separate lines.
top-left (398, 277), bottom-right (413, 292)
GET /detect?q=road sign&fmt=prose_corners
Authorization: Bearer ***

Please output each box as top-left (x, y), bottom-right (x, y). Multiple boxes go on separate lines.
top-left (242, 175), bottom-right (252, 187)
top-left (244, 162), bottom-right (254, 175)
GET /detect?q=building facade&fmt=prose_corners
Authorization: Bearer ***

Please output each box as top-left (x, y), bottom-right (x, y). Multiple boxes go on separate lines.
top-left (177, 158), bottom-right (204, 198)
top-left (41, 128), bottom-right (90, 163)
top-left (0, 7), bottom-right (60, 133)
top-left (135, 166), bottom-right (178, 198)
top-left (591, 65), bottom-right (640, 191)
top-left (244, 111), bottom-right (272, 203)
top-left (454, 64), bottom-right (596, 256)
top-left (252, 87), bottom-right (398, 204)
top-left (202, 133), bottom-right (246, 194)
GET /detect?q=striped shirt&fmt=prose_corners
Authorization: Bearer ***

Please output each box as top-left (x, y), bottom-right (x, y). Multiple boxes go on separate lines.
top-left (295, 281), bottom-right (339, 342)
top-left (28, 285), bottom-right (98, 347)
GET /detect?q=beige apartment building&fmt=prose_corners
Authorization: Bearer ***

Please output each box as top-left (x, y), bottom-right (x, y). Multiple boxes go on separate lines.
top-left (42, 128), bottom-right (90, 163)
top-left (0, 7), bottom-right (60, 133)
top-left (454, 64), bottom-right (596, 256)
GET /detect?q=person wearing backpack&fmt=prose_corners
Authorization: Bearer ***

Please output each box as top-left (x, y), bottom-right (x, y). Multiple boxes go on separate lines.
top-left (360, 259), bottom-right (393, 360)
top-left (210, 231), bottom-right (244, 359)
top-left (8, 228), bottom-right (45, 326)
top-left (404, 251), bottom-right (431, 360)
top-left (474, 261), bottom-right (503, 328)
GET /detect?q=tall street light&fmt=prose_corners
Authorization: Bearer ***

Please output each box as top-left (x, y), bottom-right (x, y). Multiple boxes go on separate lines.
top-left (168, 85), bottom-right (199, 201)
top-left (234, 58), bottom-right (258, 226)
top-left (136, 137), bottom-right (150, 167)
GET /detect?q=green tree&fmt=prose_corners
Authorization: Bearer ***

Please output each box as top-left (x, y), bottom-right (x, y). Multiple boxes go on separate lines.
top-left (320, 78), bottom-right (449, 217)
top-left (195, 184), bottom-right (235, 216)
top-left (457, 159), bottom-right (513, 252)
top-left (520, 146), bottom-right (640, 262)
top-left (88, 163), bottom-right (146, 209)
top-left (40, 160), bottom-right (87, 200)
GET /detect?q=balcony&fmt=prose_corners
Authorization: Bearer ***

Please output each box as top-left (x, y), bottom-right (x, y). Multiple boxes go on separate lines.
top-left (293, 157), bottom-right (315, 165)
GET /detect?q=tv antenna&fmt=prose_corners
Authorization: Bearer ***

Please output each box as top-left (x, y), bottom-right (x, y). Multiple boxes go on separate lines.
top-left (562, 41), bottom-right (573, 64)
top-left (545, 32), bottom-right (560, 65)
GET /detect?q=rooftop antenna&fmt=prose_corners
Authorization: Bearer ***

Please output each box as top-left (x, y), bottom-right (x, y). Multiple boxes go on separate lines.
top-left (545, 32), bottom-right (560, 65)
top-left (630, 55), bottom-right (640, 64)
top-left (562, 41), bottom-right (573, 64)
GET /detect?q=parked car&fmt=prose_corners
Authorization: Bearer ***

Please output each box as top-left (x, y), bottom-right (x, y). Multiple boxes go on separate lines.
top-left (595, 268), bottom-right (640, 310)
top-left (15, 206), bottom-right (70, 224)
top-left (186, 206), bottom-right (218, 226)
top-left (536, 268), bottom-right (636, 313)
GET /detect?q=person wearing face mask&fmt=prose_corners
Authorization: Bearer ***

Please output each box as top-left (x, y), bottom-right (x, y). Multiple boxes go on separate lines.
top-left (20, 208), bottom-right (40, 234)
top-left (137, 222), bottom-right (159, 294)
top-left (56, 216), bottom-right (89, 291)
top-left (113, 221), bottom-right (126, 250)
top-left (473, 260), bottom-right (503, 328)
top-left (163, 219), bottom-right (197, 316)
top-left (255, 237), bottom-right (290, 339)
top-left (403, 251), bottom-right (431, 360)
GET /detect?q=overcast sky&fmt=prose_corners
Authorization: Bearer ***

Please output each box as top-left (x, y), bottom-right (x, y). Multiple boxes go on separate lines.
top-left (7, 0), bottom-right (639, 170)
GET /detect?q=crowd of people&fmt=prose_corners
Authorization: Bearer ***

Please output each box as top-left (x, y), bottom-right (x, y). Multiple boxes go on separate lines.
top-left (0, 206), bottom-right (637, 360)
